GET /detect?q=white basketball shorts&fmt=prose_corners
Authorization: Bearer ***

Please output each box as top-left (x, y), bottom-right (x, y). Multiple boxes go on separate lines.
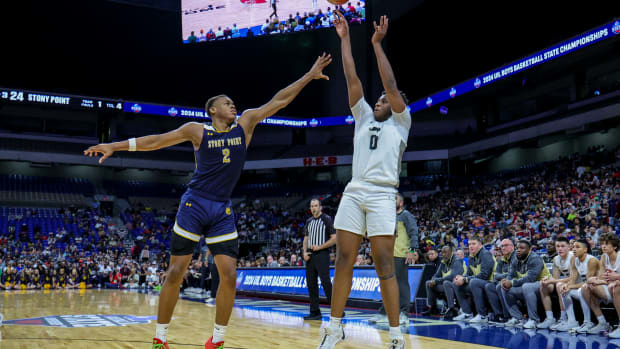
top-left (333, 181), bottom-right (397, 238)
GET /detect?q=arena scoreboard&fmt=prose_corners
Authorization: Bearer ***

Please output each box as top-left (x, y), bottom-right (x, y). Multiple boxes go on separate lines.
top-left (0, 88), bottom-right (122, 111)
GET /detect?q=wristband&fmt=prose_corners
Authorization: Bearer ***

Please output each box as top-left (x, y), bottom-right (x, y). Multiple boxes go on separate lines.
top-left (128, 138), bottom-right (137, 152)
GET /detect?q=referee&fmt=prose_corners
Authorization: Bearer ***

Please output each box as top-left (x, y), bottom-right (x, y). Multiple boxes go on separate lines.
top-left (303, 198), bottom-right (336, 320)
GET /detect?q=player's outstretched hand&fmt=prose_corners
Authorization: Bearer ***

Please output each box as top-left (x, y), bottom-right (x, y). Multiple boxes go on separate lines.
top-left (333, 11), bottom-right (349, 39)
top-left (371, 15), bottom-right (389, 45)
top-left (308, 53), bottom-right (332, 81)
top-left (83, 143), bottom-right (115, 164)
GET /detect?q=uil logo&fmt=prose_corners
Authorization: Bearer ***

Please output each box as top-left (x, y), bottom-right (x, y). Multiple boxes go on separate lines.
top-left (474, 78), bottom-right (481, 89)
top-left (450, 87), bottom-right (457, 98)
top-left (168, 107), bottom-right (178, 116)
top-left (309, 118), bottom-right (319, 127)
top-left (613, 21), bottom-right (620, 35)
top-left (345, 115), bottom-right (355, 125)
top-left (225, 207), bottom-right (232, 215)
top-left (131, 104), bottom-right (142, 113)
top-left (425, 97), bottom-right (432, 107)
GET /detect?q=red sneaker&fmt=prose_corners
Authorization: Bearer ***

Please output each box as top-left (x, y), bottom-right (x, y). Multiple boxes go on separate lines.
top-left (152, 337), bottom-right (169, 349)
top-left (205, 336), bottom-right (224, 349)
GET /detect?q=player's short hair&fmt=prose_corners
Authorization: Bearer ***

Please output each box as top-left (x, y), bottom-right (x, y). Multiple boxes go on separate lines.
top-left (555, 236), bottom-right (569, 245)
top-left (575, 239), bottom-right (592, 254)
top-left (310, 198), bottom-right (321, 206)
top-left (600, 233), bottom-right (620, 251)
top-left (518, 239), bottom-right (531, 248)
top-left (205, 94), bottom-right (229, 117)
top-left (381, 90), bottom-right (410, 105)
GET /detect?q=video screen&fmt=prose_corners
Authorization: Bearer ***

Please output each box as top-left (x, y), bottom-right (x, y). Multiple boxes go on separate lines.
top-left (182, 0), bottom-right (365, 43)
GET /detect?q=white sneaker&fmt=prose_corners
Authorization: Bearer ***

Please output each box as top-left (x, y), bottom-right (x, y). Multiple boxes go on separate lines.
top-left (388, 338), bottom-right (405, 349)
top-left (454, 312), bottom-right (473, 321)
top-left (555, 320), bottom-right (579, 332)
top-left (504, 318), bottom-right (521, 327)
top-left (317, 325), bottom-right (345, 349)
top-left (468, 314), bottom-right (488, 324)
top-left (537, 317), bottom-right (556, 329)
top-left (575, 321), bottom-right (595, 333)
top-left (586, 322), bottom-right (610, 334)
top-left (399, 312), bottom-right (409, 325)
top-left (609, 326), bottom-right (620, 338)
top-left (523, 319), bottom-right (537, 329)
top-left (550, 320), bottom-right (564, 331)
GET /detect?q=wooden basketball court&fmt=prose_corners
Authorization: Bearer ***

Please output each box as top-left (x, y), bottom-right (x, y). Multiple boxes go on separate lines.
top-left (0, 289), bottom-right (501, 348)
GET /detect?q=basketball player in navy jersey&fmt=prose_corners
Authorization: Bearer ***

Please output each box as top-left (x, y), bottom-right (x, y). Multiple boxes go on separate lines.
top-left (84, 53), bottom-right (331, 349)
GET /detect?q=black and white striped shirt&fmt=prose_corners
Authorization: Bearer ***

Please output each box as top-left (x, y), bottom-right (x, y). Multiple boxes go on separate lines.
top-left (305, 213), bottom-right (335, 250)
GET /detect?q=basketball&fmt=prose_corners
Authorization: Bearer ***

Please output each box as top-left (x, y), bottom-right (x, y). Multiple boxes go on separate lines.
top-left (327, 0), bottom-right (349, 5)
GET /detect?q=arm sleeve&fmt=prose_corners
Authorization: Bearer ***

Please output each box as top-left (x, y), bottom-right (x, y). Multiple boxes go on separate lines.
top-left (403, 212), bottom-right (419, 250)
top-left (512, 256), bottom-right (544, 287)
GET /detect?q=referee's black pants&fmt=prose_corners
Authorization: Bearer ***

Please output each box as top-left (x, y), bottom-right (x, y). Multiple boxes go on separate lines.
top-left (306, 249), bottom-right (332, 313)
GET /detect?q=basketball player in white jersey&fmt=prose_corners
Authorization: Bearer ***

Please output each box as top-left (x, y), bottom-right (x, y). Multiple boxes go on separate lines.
top-left (317, 12), bottom-right (410, 349)
top-left (578, 233), bottom-right (619, 334)
top-left (537, 236), bottom-right (573, 329)
top-left (555, 239), bottom-right (599, 332)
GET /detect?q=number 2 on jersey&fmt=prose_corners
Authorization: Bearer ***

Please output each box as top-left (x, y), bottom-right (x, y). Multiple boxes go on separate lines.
top-left (222, 148), bottom-right (231, 163)
top-left (369, 135), bottom-right (378, 150)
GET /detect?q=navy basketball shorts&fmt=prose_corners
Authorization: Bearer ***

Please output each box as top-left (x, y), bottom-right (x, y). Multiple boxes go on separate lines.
top-left (171, 190), bottom-right (239, 258)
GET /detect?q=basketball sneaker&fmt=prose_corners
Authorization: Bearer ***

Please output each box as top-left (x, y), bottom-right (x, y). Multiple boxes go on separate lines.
top-left (151, 338), bottom-right (169, 349)
top-left (205, 336), bottom-right (224, 349)
top-left (388, 338), bottom-right (406, 349)
top-left (317, 325), bottom-right (345, 349)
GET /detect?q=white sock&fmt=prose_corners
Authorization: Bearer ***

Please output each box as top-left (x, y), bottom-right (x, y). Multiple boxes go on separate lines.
top-left (545, 311), bottom-right (554, 320)
top-left (560, 310), bottom-right (567, 321)
top-left (389, 326), bottom-right (403, 340)
top-left (155, 323), bottom-right (169, 342)
top-left (597, 315), bottom-right (607, 324)
top-left (328, 317), bottom-right (342, 330)
top-left (212, 323), bottom-right (227, 343)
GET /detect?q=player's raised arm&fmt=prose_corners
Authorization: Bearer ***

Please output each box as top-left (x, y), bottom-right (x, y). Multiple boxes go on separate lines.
top-left (83, 121), bottom-right (203, 164)
top-left (334, 11), bottom-right (363, 108)
top-left (371, 15), bottom-right (407, 114)
top-left (237, 53), bottom-right (331, 142)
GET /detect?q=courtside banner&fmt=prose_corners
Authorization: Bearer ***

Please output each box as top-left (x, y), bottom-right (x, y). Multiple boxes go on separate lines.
top-left (236, 266), bottom-right (423, 302)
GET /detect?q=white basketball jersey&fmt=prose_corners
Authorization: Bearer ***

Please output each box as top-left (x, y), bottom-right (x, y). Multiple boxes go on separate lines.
top-left (574, 254), bottom-right (594, 283)
top-left (602, 253), bottom-right (620, 273)
top-left (349, 98), bottom-right (411, 189)
top-left (553, 251), bottom-right (573, 279)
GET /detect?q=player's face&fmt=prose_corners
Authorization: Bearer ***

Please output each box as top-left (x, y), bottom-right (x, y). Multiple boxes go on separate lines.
top-left (373, 94), bottom-right (392, 121)
top-left (573, 241), bottom-right (587, 258)
top-left (556, 241), bottom-right (569, 257)
top-left (601, 241), bottom-right (611, 255)
top-left (212, 97), bottom-right (237, 123)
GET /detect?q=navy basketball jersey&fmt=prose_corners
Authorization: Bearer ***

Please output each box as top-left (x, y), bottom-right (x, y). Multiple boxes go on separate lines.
top-left (187, 122), bottom-right (247, 201)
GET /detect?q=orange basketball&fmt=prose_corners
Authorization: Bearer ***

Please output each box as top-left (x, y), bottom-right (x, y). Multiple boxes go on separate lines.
top-left (327, 0), bottom-right (349, 5)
